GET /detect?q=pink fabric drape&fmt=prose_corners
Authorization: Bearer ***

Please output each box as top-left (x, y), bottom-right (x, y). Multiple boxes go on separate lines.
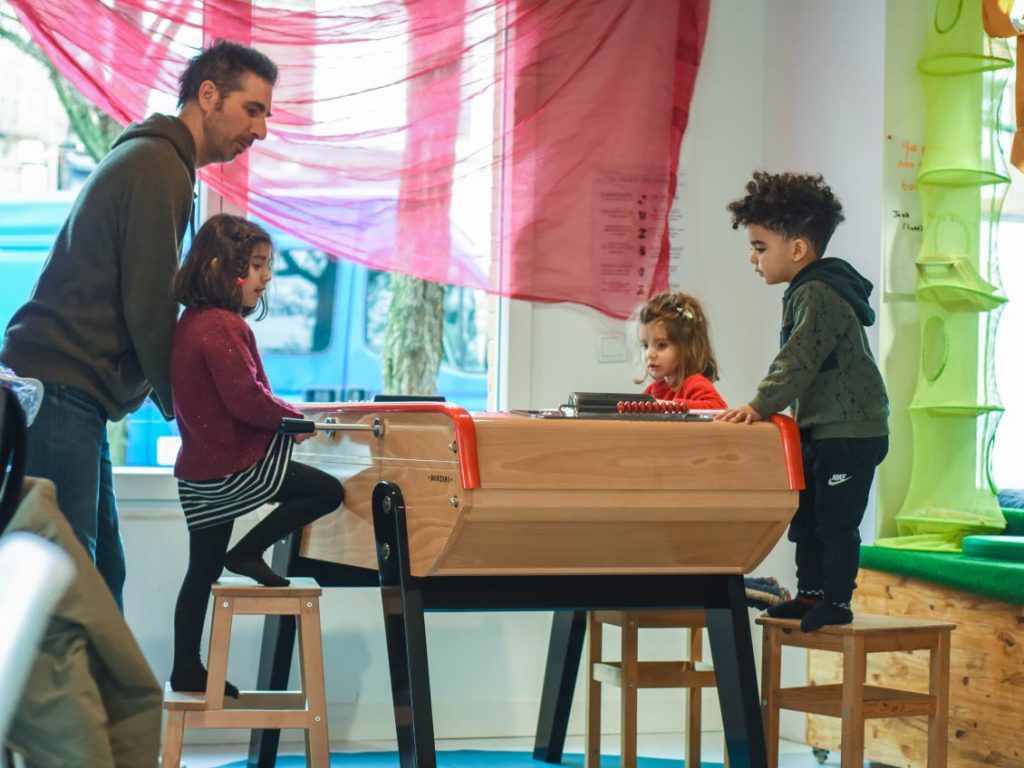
top-left (9, 0), bottom-right (709, 319)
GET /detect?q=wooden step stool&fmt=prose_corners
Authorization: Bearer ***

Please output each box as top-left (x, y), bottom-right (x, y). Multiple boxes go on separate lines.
top-left (756, 615), bottom-right (955, 768)
top-left (586, 610), bottom-right (727, 768)
top-left (161, 577), bottom-right (329, 768)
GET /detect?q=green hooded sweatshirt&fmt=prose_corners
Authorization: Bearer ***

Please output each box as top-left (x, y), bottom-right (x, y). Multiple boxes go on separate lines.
top-left (749, 257), bottom-right (889, 439)
top-left (1, 114), bottom-right (197, 421)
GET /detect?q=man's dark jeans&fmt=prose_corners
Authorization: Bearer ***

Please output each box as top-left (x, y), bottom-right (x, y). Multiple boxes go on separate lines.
top-left (26, 382), bottom-right (125, 609)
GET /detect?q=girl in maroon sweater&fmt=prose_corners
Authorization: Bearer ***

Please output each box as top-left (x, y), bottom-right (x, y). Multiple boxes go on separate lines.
top-left (635, 291), bottom-right (727, 410)
top-left (169, 214), bottom-right (343, 696)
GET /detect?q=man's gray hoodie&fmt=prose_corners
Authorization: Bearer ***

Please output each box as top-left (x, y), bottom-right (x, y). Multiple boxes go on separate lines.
top-left (1, 114), bottom-right (196, 421)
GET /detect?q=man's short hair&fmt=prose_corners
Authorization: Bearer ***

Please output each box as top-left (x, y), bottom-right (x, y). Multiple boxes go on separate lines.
top-left (178, 39), bottom-right (278, 108)
top-left (727, 171), bottom-right (845, 257)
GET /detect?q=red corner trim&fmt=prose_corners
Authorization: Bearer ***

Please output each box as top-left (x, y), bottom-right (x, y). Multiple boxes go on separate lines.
top-left (301, 402), bottom-right (481, 490)
top-left (769, 414), bottom-right (804, 491)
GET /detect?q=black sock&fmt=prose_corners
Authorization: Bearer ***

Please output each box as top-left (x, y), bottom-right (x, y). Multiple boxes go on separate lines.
top-left (765, 590), bottom-right (821, 619)
top-left (170, 664), bottom-right (240, 698)
top-left (800, 601), bottom-right (853, 632)
top-left (223, 550), bottom-right (290, 587)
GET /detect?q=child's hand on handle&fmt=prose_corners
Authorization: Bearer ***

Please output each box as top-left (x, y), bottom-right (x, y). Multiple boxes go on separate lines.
top-left (279, 417), bottom-right (316, 442)
top-left (715, 404), bottom-right (763, 424)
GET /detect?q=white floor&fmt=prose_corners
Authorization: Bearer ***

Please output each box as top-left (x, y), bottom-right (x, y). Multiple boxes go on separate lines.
top-left (179, 733), bottom-right (866, 767)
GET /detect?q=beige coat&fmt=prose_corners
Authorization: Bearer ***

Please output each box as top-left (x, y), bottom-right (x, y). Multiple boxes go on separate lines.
top-left (4, 478), bottom-right (161, 767)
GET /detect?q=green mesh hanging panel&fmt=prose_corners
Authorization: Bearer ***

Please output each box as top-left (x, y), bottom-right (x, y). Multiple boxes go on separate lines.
top-left (875, 0), bottom-right (1009, 552)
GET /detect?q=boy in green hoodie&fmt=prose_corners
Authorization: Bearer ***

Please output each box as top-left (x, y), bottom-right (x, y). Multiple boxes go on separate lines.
top-left (718, 171), bottom-right (889, 632)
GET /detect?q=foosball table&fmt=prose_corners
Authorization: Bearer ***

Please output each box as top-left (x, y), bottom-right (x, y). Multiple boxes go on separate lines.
top-left (249, 401), bottom-right (803, 768)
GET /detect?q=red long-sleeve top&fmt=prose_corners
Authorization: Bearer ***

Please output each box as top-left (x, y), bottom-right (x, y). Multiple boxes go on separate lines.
top-left (171, 307), bottom-right (303, 481)
top-left (644, 373), bottom-right (727, 410)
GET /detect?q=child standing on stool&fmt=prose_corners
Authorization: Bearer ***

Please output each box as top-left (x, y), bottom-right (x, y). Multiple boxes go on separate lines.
top-left (718, 171), bottom-right (889, 632)
top-left (634, 292), bottom-right (727, 410)
top-left (169, 214), bottom-right (344, 695)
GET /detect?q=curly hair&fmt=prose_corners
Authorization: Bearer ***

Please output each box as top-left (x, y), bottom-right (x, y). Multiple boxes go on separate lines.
top-left (634, 291), bottom-right (720, 384)
top-left (174, 214), bottom-right (273, 320)
top-left (178, 39), bottom-right (278, 108)
top-left (726, 171), bottom-right (845, 257)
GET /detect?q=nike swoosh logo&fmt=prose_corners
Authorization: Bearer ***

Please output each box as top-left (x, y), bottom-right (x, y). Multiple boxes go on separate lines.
top-left (827, 474), bottom-right (852, 487)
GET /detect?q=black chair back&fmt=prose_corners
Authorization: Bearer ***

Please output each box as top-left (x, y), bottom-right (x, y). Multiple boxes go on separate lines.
top-left (0, 388), bottom-right (27, 534)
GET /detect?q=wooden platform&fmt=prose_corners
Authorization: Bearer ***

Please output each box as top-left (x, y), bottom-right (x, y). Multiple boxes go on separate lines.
top-left (807, 568), bottom-right (1024, 767)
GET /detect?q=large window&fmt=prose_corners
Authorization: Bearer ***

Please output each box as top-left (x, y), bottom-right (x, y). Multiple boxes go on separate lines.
top-left (258, 244), bottom-right (338, 355)
top-left (990, 69), bottom-right (1024, 490)
top-left (990, 212), bottom-right (1024, 488)
top-left (0, 195), bottom-right (489, 466)
top-left (0, 9), bottom-right (493, 468)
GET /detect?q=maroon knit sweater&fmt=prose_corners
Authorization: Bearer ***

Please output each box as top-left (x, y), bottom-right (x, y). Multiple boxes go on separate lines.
top-left (171, 306), bottom-right (303, 481)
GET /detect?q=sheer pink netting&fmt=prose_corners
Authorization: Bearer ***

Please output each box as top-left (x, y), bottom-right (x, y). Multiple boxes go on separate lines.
top-left (9, 0), bottom-right (709, 319)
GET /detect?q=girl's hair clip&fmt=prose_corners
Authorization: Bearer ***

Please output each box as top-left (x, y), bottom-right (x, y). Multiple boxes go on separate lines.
top-left (236, 277), bottom-right (245, 286)
top-left (675, 306), bottom-right (694, 321)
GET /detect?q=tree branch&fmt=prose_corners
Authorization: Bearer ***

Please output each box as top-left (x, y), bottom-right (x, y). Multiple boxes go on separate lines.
top-left (0, 8), bottom-right (119, 162)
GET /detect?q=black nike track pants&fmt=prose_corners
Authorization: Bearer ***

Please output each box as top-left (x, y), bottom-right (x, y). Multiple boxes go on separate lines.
top-left (790, 433), bottom-right (889, 606)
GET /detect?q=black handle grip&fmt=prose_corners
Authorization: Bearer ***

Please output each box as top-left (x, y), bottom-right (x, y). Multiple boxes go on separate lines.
top-left (279, 417), bottom-right (315, 434)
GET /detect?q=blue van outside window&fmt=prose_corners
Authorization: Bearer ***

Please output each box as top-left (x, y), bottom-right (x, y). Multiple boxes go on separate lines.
top-left (253, 230), bottom-right (489, 408)
top-left (0, 196), bottom-right (489, 467)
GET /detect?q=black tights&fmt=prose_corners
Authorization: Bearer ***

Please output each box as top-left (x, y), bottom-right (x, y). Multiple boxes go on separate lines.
top-left (170, 460), bottom-right (343, 692)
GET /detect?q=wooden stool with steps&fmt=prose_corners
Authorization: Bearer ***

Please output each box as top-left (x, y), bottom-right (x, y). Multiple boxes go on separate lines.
top-left (161, 577), bottom-right (329, 768)
top-left (586, 610), bottom-right (728, 768)
top-left (756, 614), bottom-right (955, 768)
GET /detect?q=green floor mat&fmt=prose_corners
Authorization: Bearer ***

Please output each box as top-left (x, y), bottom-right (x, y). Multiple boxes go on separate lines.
top-left (963, 535), bottom-right (1024, 562)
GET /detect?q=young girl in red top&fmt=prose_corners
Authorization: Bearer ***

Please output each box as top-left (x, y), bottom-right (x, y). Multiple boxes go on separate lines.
top-left (635, 291), bottom-right (789, 608)
top-left (635, 291), bottom-right (727, 410)
top-left (169, 214), bottom-right (343, 696)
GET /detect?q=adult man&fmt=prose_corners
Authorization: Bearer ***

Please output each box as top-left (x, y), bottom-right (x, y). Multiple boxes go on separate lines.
top-left (0, 40), bottom-right (278, 608)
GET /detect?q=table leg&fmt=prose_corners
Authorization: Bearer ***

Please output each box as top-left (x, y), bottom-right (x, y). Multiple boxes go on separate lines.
top-left (532, 610), bottom-right (587, 762)
top-left (374, 481), bottom-right (437, 768)
top-left (706, 575), bottom-right (768, 768)
top-left (247, 536), bottom-right (299, 768)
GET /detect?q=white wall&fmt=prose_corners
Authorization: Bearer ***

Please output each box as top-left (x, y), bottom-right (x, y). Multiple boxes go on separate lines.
top-left (119, 0), bottom-right (894, 748)
top-left (499, 0), bottom-right (888, 743)
top-left (876, 0), bottom-right (931, 536)
top-left (505, 0), bottom-right (888, 425)
top-left (760, 1), bottom-right (889, 542)
top-left (759, 0), bottom-right (889, 740)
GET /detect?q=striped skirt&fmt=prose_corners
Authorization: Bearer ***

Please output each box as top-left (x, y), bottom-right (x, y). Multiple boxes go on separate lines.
top-left (177, 431), bottom-right (293, 532)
